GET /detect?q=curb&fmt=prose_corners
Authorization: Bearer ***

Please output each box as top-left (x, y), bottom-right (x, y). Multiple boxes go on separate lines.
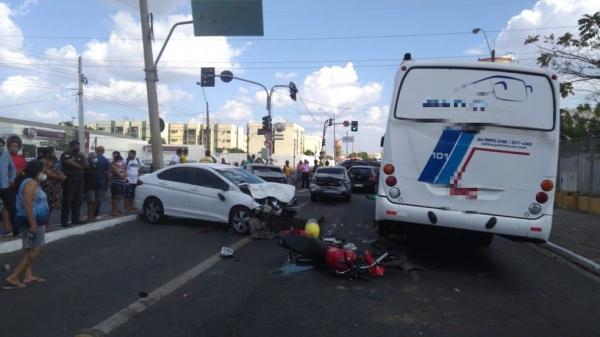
top-left (541, 241), bottom-right (600, 276)
top-left (0, 214), bottom-right (139, 254)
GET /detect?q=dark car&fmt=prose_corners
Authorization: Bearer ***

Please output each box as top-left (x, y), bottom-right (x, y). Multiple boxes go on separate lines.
top-left (339, 159), bottom-right (380, 170)
top-left (309, 166), bottom-right (351, 202)
top-left (243, 164), bottom-right (288, 184)
top-left (348, 165), bottom-right (378, 193)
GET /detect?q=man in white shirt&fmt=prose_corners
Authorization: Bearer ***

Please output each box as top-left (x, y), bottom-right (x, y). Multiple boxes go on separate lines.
top-left (169, 148), bottom-right (182, 166)
top-left (125, 150), bottom-right (141, 212)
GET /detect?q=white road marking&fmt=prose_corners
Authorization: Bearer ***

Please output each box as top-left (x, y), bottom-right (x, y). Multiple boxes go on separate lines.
top-left (88, 236), bottom-right (253, 335)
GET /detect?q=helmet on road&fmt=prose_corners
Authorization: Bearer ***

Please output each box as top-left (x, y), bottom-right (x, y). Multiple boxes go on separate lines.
top-left (304, 219), bottom-right (320, 238)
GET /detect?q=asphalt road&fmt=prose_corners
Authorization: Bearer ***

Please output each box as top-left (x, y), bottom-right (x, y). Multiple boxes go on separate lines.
top-left (1, 189), bottom-right (599, 337)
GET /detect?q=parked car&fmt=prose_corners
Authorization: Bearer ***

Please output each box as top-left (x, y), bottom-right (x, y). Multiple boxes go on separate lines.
top-left (135, 163), bottom-right (298, 234)
top-left (348, 165), bottom-right (378, 193)
top-left (309, 166), bottom-right (351, 202)
top-left (242, 164), bottom-right (288, 184)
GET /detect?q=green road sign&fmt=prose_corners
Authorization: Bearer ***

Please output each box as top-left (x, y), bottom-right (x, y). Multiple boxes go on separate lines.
top-left (191, 0), bottom-right (264, 37)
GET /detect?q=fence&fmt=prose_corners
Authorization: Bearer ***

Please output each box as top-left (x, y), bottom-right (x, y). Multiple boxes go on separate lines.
top-left (558, 136), bottom-right (600, 196)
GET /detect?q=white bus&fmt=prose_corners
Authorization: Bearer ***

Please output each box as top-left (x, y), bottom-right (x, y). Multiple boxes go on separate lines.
top-left (375, 58), bottom-right (560, 245)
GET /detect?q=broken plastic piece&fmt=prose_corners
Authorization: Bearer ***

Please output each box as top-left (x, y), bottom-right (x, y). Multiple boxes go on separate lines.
top-left (138, 291), bottom-right (148, 298)
top-left (343, 243), bottom-right (357, 251)
top-left (275, 263), bottom-right (314, 275)
top-left (220, 246), bottom-right (234, 257)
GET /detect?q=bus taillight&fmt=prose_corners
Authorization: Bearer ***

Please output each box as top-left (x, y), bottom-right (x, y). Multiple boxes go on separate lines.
top-left (541, 180), bottom-right (553, 191)
top-left (385, 176), bottom-right (397, 187)
top-left (536, 192), bottom-right (548, 204)
top-left (383, 164), bottom-right (394, 175)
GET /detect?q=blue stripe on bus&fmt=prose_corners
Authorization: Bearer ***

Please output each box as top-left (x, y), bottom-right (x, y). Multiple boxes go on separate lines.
top-left (417, 129), bottom-right (461, 183)
top-left (435, 131), bottom-right (476, 184)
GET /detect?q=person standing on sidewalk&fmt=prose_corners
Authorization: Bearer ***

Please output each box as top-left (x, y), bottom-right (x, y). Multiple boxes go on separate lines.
top-left (60, 140), bottom-right (88, 227)
top-left (180, 148), bottom-right (189, 163)
top-left (3, 160), bottom-right (49, 290)
top-left (124, 150), bottom-right (140, 212)
top-left (39, 147), bottom-right (65, 227)
top-left (110, 151), bottom-right (127, 216)
top-left (84, 152), bottom-right (100, 222)
top-left (169, 148), bottom-right (182, 166)
top-left (0, 138), bottom-right (16, 237)
top-left (295, 160), bottom-right (303, 187)
top-left (301, 160), bottom-right (310, 189)
top-left (7, 136), bottom-right (25, 236)
top-left (94, 146), bottom-right (110, 217)
top-left (283, 160), bottom-right (292, 184)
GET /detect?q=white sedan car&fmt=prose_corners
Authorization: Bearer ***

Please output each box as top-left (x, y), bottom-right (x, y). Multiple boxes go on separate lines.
top-left (134, 163), bottom-right (297, 234)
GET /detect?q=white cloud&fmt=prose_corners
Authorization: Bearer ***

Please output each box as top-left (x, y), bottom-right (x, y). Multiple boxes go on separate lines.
top-left (464, 46), bottom-right (486, 56)
top-left (99, 0), bottom-right (186, 14)
top-left (32, 110), bottom-right (60, 122)
top-left (14, 0), bottom-right (39, 15)
top-left (79, 11), bottom-right (245, 84)
top-left (495, 0), bottom-right (598, 58)
top-left (0, 75), bottom-right (42, 97)
top-left (275, 72), bottom-right (298, 80)
top-left (254, 89), bottom-right (294, 108)
top-left (85, 110), bottom-right (110, 122)
top-left (218, 99), bottom-right (253, 121)
top-left (301, 63), bottom-right (383, 116)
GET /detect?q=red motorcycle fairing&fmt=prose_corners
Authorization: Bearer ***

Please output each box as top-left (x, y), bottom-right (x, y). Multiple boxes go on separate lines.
top-left (324, 246), bottom-right (358, 272)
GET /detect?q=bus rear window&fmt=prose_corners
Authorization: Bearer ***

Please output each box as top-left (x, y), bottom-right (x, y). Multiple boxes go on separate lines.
top-left (394, 67), bottom-right (555, 131)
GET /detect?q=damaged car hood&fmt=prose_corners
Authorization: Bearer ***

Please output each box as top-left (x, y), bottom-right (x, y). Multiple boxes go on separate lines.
top-left (246, 182), bottom-right (295, 203)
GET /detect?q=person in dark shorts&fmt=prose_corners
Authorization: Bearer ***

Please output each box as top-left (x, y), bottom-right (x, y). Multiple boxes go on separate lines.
top-left (110, 152), bottom-right (127, 216)
top-left (124, 150), bottom-right (140, 212)
top-left (0, 137), bottom-right (16, 237)
top-left (3, 160), bottom-right (49, 290)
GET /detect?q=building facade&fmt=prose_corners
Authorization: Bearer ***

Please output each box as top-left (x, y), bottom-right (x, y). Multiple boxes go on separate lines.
top-left (303, 134), bottom-right (322, 155)
top-left (248, 121), bottom-right (305, 161)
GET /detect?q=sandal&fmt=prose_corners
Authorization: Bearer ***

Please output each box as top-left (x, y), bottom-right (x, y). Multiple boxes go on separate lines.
top-left (24, 277), bottom-right (47, 285)
top-left (3, 279), bottom-right (26, 290)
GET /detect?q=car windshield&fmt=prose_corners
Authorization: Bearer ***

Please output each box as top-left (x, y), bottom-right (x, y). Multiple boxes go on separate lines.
top-left (251, 166), bottom-right (282, 173)
top-left (349, 167), bottom-right (372, 175)
top-left (317, 167), bottom-right (345, 175)
top-left (216, 168), bottom-right (265, 185)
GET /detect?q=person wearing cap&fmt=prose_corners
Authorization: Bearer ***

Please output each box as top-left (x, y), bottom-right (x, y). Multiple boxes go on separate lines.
top-left (0, 137), bottom-right (16, 237)
top-left (60, 140), bottom-right (88, 227)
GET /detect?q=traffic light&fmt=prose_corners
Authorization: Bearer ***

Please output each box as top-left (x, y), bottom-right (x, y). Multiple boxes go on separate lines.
top-left (289, 81), bottom-right (298, 101)
top-left (328, 118), bottom-right (333, 126)
top-left (351, 120), bottom-right (358, 132)
top-left (262, 115), bottom-right (272, 132)
top-left (200, 67), bottom-right (215, 87)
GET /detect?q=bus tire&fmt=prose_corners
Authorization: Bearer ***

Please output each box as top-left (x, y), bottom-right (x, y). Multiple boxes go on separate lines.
top-left (476, 233), bottom-right (494, 247)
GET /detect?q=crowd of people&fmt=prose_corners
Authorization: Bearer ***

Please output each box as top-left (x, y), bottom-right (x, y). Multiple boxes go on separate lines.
top-left (1, 137), bottom-right (145, 289)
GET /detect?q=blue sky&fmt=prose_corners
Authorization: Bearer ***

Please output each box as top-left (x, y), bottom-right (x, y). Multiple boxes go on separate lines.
top-left (0, 0), bottom-right (596, 152)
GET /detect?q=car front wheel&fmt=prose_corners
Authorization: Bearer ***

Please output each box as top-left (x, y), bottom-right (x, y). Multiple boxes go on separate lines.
top-left (143, 197), bottom-right (164, 224)
top-left (229, 206), bottom-right (252, 235)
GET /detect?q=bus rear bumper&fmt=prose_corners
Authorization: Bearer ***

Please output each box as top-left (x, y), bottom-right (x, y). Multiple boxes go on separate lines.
top-left (375, 196), bottom-right (551, 242)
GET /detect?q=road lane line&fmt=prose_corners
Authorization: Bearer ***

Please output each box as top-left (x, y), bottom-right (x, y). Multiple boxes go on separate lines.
top-left (87, 236), bottom-right (253, 336)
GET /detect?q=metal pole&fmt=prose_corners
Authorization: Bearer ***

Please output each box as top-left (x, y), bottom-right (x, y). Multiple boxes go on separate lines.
top-left (139, 0), bottom-right (164, 169)
top-left (589, 137), bottom-right (594, 210)
top-left (333, 114), bottom-right (336, 164)
top-left (246, 123), bottom-right (250, 155)
top-left (77, 56), bottom-right (85, 152)
top-left (346, 131), bottom-right (348, 158)
top-left (206, 101), bottom-right (211, 155)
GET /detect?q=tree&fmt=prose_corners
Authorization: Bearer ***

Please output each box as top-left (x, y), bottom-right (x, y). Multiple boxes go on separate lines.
top-left (524, 12), bottom-right (600, 99)
top-left (560, 103), bottom-right (600, 139)
top-left (303, 149), bottom-right (315, 156)
top-left (357, 151), bottom-right (369, 160)
top-left (325, 154), bottom-right (333, 160)
top-left (228, 147), bottom-right (246, 153)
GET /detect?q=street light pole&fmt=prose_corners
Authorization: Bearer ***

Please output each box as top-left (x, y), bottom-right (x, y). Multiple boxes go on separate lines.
top-left (472, 27), bottom-right (495, 62)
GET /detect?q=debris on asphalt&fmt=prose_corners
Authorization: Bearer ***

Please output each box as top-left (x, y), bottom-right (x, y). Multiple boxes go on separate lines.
top-left (274, 263), bottom-right (315, 275)
top-left (453, 288), bottom-right (461, 294)
top-left (2, 264), bottom-right (9, 271)
top-left (220, 246), bottom-right (235, 258)
top-left (368, 293), bottom-right (385, 301)
top-left (182, 293), bottom-right (190, 299)
top-left (138, 291), bottom-right (148, 298)
top-left (250, 217), bottom-right (276, 239)
top-left (343, 243), bottom-right (357, 251)
top-left (361, 238), bottom-right (377, 244)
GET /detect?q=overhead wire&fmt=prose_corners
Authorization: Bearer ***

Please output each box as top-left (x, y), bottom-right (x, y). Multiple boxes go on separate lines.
top-left (0, 94), bottom-right (77, 108)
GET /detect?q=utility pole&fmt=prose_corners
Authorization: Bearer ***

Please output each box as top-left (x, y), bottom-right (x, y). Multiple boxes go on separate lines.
top-left (139, 0), bottom-right (164, 170)
top-left (246, 123), bottom-right (250, 155)
top-left (345, 131), bottom-right (349, 158)
top-left (205, 101), bottom-right (211, 154)
top-left (332, 114), bottom-right (336, 164)
top-left (77, 56), bottom-right (85, 152)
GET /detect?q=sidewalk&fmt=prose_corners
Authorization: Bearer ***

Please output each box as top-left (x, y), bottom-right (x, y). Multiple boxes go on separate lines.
top-left (549, 208), bottom-right (600, 264)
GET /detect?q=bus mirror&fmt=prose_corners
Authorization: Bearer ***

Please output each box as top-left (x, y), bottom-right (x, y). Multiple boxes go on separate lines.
top-left (380, 136), bottom-right (384, 147)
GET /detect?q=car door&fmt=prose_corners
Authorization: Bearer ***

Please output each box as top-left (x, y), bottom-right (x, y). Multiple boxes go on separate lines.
top-left (186, 167), bottom-right (231, 222)
top-left (155, 167), bottom-right (196, 218)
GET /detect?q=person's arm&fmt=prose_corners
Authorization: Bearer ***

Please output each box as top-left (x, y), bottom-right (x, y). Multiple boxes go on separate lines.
top-left (81, 154), bottom-right (89, 169)
top-left (45, 162), bottom-right (65, 181)
top-left (7, 153), bottom-right (16, 186)
top-left (63, 156), bottom-right (84, 170)
top-left (23, 180), bottom-right (39, 232)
